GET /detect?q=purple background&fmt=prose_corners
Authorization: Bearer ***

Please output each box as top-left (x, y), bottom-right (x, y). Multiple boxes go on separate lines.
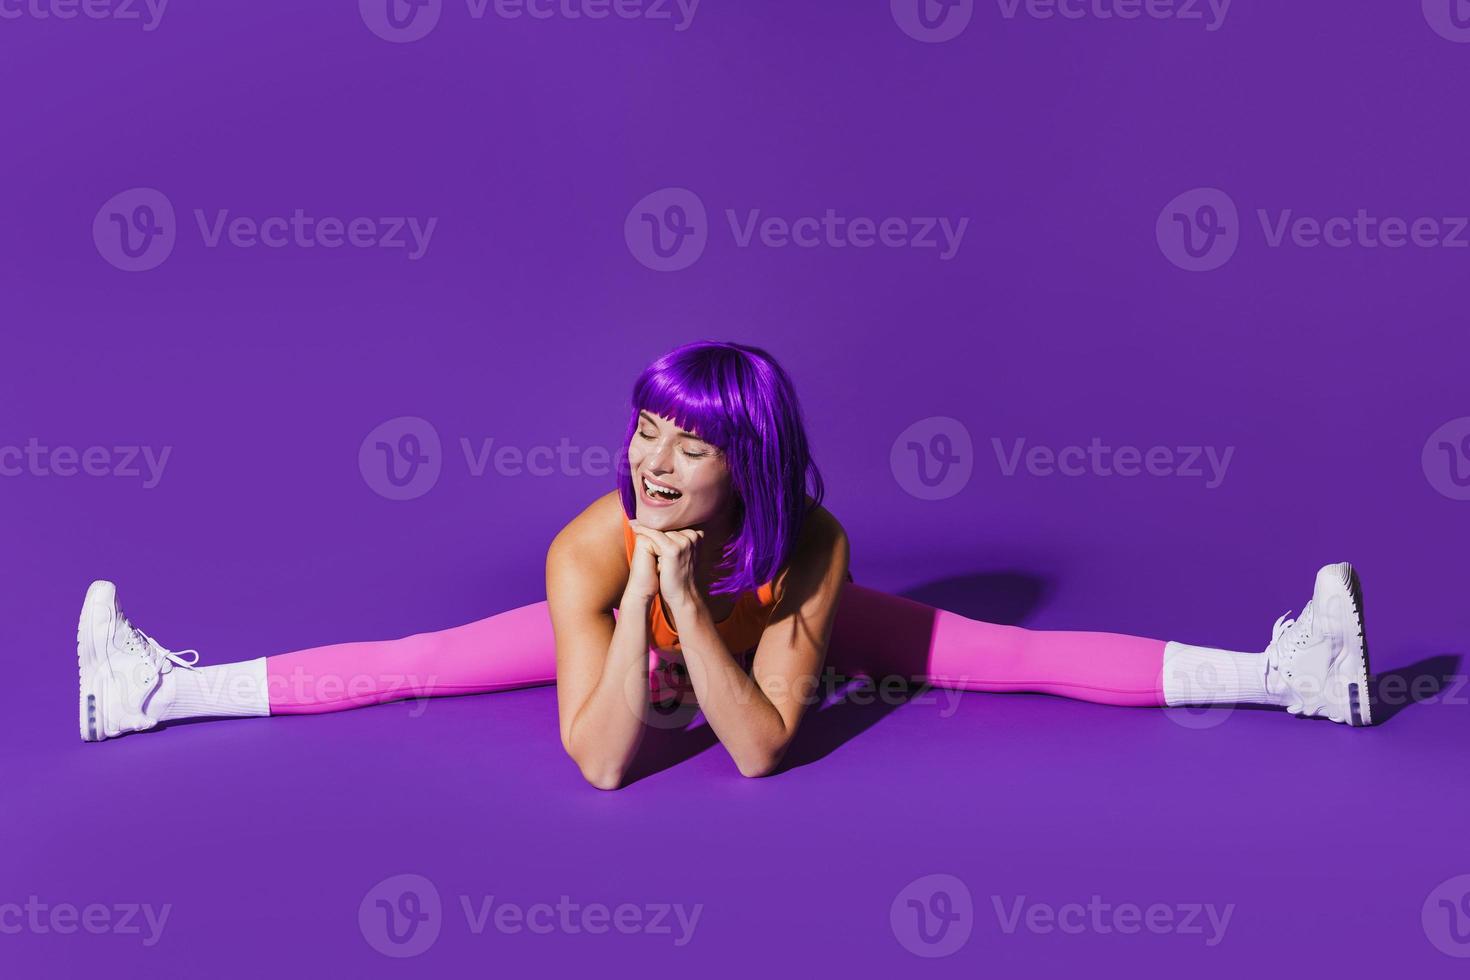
top-left (3, 0), bottom-right (1468, 975)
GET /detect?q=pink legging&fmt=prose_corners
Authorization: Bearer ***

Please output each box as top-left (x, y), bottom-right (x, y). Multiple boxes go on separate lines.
top-left (265, 583), bottom-right (1166, 713)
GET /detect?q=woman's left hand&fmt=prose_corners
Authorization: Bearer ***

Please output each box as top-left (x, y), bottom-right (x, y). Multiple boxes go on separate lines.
top-left (626, 520), bottom-right (705, 612)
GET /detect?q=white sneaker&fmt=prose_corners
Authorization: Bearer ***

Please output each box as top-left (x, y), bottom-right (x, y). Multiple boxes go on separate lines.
top-left (1264, 562), bottom-right (1373, 727)
top-left (77, 580), bottom-right (200, 742)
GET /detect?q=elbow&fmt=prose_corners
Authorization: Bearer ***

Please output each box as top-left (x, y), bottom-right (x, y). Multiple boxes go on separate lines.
top-left (565, 740), bottom-right (626, 790)
top-left (734, 748), bottom-right (784, 779)
top-left (734, 729), bottom-right (795, 779)
top-left (579, 764), bottom-right (626, 791)
top-left (562, 725), bottom-right (629, 791)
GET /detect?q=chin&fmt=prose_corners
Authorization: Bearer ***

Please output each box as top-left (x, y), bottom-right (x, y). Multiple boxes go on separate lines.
top-left (638, 507), bottom-right (703, 531)
top-left (638, 510), bottom-right (682, 528)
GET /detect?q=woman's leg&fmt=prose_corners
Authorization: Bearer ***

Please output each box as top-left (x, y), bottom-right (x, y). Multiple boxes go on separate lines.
top-left (78, 577), bottom-right (561, 740)
top-left (263, 600), bottom-right (558, 714)
top-left (823, 583), bottom-right (1167, 706)
top-left (820, 562), bottom-right (1372, 726)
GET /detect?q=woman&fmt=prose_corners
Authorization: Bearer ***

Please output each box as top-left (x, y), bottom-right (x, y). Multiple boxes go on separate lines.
top-left (75, 340), bottom-right (1373, 789)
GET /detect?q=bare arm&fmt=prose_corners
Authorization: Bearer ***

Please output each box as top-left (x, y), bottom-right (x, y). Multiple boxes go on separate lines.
top-left (546, 497), bottom-right (659, 791)
top-left (647, 509), bottom-right (851, 777)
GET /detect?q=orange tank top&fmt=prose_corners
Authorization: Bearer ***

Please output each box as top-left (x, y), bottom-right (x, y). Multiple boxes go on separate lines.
top-left (622, 511), bottom-right (780, 658)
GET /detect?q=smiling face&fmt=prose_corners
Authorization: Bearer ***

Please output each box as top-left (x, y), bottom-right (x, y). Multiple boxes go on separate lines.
top-left (628, 409), bottom-right (735, 530)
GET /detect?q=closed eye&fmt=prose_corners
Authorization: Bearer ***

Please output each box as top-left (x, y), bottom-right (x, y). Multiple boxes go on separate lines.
top-left (640, 428), bottom-right (711, 457)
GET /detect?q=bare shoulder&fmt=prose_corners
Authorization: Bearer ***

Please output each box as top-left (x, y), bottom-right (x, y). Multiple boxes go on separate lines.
top-left (773, 500), bottom-right (850, 600)
top-left (797, 501), bottom-right (848, 556)
top-left (545, 490), bottom-right (629, 613)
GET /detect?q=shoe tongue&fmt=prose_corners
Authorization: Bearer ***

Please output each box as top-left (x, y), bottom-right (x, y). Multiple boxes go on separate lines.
top-left (121, 617), bottom-right (151, 652)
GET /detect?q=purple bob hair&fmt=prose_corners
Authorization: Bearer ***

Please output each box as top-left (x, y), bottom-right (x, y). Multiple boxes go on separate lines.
top-left (616, 340), bottom-right (827, 597)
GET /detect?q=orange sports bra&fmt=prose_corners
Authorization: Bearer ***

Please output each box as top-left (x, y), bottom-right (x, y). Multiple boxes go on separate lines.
top-left (622, 511), bottom-right (780, 657)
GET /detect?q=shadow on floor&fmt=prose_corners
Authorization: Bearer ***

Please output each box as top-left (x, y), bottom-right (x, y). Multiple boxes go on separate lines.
top-left (622, 719), bottom-right (721, 785)
top-left (609, 573), bottom-right (1446, 783)
top-left (775, 570), bottom-right (1048, 774)
top-left (1371, 653), bottom-right (1463, 725)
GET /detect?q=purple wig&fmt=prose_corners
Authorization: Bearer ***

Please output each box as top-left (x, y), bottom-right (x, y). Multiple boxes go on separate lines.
top-left (617, 340), bottom-right (827, 597)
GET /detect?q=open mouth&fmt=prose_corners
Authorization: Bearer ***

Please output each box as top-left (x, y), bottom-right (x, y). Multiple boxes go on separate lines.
top-left (642, 475), bottom-right (683, 503)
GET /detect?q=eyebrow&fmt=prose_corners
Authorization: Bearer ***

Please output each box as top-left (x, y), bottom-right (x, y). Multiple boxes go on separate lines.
top-left (639, 411), bottom-right (705, 441)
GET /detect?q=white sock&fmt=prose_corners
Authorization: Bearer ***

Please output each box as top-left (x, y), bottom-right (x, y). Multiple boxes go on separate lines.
top-left (1161, 641), bottom-right (1284, 707)
top-left (156, 657), bottom-right (271, 721)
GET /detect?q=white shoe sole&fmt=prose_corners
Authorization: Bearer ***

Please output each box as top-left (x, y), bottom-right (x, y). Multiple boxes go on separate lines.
top-left (77, 580), bottom-right (116, 742)
top-left (1319, 562), bottom-right (1373, 727)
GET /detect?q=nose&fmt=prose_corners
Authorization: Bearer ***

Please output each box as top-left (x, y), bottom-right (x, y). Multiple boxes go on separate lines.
top-left (638, 436), bottom-right (674, 475)
top-left (648, 434), bottom-right (679, 470)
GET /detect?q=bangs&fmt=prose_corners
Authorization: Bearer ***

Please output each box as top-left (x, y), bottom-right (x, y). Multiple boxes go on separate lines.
top-left (634, 361), bottom-right (739, 450)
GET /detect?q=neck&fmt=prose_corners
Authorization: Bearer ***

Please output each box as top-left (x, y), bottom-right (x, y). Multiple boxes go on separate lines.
top-left (689, 507), bottom-right (738, 590)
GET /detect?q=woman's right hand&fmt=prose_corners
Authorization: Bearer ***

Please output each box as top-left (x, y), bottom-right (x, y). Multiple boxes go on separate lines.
top-left (624, 530), bottom-right (661, 605)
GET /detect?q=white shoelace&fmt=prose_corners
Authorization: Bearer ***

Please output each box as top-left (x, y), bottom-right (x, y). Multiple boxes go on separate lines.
top-left (1269, 600), bottom-right (1315, 654)
top-left (122, 619), bottom-right (201, 672)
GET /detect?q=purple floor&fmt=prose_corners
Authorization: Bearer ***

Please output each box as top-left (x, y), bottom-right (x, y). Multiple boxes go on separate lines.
top-left (4, 555), bottom-right (1467, 977)
top-left (6, 0), bottom-right (1470, 974)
